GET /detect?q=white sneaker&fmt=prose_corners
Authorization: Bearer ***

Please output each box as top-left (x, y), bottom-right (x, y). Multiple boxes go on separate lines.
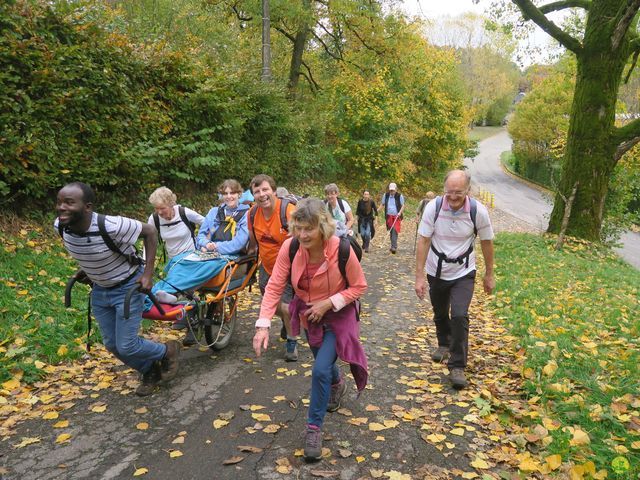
top-left (155, 290), bottom-right (178, 304)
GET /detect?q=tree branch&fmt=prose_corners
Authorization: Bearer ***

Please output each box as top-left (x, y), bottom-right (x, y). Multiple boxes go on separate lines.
top-left (539, 0), bottom-right (591, 14)
top-left (611, 0), bottom-right (640, 51)
top-left (311, 30), bottom-right (344, 61)
top-left (512, 0), bottom-right (583, 53)
top-left (274, 25), bottom-right (296, 43)
top-left (615, 136), bottom-right (640, 161)
top-left (231, 4), bottom-right (252, 22)
top-left (613, 116), bottom-right (640, 147)
top-left (301, 61), bottom-right (320, 91)
top-left (344, 19), bottom-right (386, 55)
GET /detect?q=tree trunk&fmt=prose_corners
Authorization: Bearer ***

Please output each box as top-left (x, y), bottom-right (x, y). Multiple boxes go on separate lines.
top-left (547, 9), bottom-right (630, 240)
top-left (287, 0), bottom-right (311, 95)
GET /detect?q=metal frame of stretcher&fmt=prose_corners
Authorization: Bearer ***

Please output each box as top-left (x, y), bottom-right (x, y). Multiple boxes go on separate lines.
top-left (140, 252), bottom-right (259, 350)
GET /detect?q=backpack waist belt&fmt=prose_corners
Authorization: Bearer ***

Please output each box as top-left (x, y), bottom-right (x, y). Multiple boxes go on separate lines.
top-left (430, 243), bottom-right (474, 279)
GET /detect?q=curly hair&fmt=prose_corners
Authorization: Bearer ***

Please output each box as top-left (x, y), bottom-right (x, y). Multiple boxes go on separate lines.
top-left (148, 186), bottom-right (177, 207)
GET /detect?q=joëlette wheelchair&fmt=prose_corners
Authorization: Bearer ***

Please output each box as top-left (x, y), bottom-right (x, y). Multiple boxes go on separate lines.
top-left (64, 252), bottom-right (259, 351)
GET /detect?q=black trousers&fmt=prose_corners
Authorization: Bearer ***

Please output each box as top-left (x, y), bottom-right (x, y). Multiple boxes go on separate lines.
top-left (427, 271), bottom-right (476, 369)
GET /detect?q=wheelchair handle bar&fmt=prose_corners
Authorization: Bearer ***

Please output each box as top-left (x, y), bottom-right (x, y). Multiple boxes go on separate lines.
top-left (124, 284), bottom-right (165, 319)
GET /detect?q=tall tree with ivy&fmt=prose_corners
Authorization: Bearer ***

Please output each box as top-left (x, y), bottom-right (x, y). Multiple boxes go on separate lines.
top-left (503, 0), bottom-right (640, 240)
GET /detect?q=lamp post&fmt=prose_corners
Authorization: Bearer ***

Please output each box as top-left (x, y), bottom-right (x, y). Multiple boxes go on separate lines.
top-left (261, 0), bottom-right (271, 81)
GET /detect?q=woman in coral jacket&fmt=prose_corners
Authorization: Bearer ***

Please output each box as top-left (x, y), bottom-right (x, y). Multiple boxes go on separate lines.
top-left (252, 197), bottom-right (368, 462)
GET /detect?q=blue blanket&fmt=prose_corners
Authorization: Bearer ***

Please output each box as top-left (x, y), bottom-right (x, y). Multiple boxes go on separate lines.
top-left (144, 251), bottom-right (236, 311)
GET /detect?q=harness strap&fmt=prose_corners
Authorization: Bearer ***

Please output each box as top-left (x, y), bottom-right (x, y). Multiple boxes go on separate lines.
top-left (430, 243), bottom-right (474, 279)
top-left (86, 295), bottom-right (92, 352)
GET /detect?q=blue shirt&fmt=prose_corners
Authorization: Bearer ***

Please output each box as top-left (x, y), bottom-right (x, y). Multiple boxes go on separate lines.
top-left (381, 193), bottom-right (405, 216)
top-left (196, 203), bottom-right (250, 255)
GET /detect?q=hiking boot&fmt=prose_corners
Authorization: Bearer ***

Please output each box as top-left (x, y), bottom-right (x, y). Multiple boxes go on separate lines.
top-left (135, 362), bottom-right (161, 397)
top-left (284, 339), bottom-right (298, 362)
top-left (303, 425), bottom-right (323, 461)
top-left (160, 340), bottom-right (181, 382)
top-left (327, 376), bottom-right (347, 412)
top-left (390, 248), bottom-right (396, 254)
top-left (431, 346), bottom-right (449, 362)
top-left (171, 318), bottom-right (186, 330)
top-left (182, 328), bottom-right (196, 347)
top-left (449, 368), bottom-right (468, 390)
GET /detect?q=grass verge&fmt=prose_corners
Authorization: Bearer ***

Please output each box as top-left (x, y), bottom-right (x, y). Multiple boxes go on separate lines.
top-left (468, 126), bottom-right (504, 142)
top-left (0, 224), bottom-right (94, 384)
top-left (493, 232), bottom-right (640, 477)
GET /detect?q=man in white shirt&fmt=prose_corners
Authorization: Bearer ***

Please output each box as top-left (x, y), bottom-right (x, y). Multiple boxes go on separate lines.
top-left (56, 182), bottom-right (180, 396)
top-left (414, 170), bottom-right (495, 389)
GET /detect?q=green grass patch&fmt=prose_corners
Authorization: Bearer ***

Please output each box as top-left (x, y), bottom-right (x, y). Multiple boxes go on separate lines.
top-left (0, 226), bottom-right (97, 384)
top-left (468, 126), bottom-right (504, 142)
top-left (493, 232), bottom-right (640, 476)
top-left (500, 150), bottom-right (515, 171)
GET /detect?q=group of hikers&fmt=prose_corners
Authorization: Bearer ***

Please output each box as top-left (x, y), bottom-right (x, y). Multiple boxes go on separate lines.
top-left (54, 169), bottom-right (494, 461)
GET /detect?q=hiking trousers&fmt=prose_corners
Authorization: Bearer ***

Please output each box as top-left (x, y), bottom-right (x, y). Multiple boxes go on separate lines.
top-left (427, 271), bottom-right (476, 370)
top-left (91, 271), bottom-right (166, 374)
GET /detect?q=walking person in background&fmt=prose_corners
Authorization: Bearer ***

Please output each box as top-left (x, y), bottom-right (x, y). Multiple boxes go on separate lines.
top-left (382, 182), bottom-right (405, 254)
top-left (248, 174), bottom-right (299, 361)
top-left (253, 198), bottom-right (368, 461)
top-left (56, 182), bottom-right (180, 397)
top-left (323, 183), bottom-right (354, 236)
top-left (414, 170), bottom-right (495, 389)
top-left (416, 191), bottom-right (436, 223)
top-left (356, 190), bottom-right (377, 253)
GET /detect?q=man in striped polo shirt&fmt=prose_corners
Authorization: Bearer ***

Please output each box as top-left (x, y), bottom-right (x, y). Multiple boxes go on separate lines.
top-left (414, 170), bottom-right (495, 389)
top-left (55, 182), bottom-right (180, 396)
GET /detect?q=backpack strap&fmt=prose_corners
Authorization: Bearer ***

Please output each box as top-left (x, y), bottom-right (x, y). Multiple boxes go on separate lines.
top-left (337, 198), bottom-right (346, 214)
top-left (338, 236), bottom-right (351, 287)
top-left (469, 198), bottom-right (478, 236)
top-left (97, 214), bottom-right (143, 266)
top-left (178, 205), bottom-right (197, 248)
top-left (434, 196), bottom-right (443, 224)
top-left (152, 213), bottom-right (162, 242)
top-left (280, 198), bottom-right (291, 232)
top-left (288, 237), bottom-right (301, 285)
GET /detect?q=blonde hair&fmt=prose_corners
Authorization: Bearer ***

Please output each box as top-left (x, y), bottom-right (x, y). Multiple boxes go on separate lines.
top-left (149, 186), bottom-right (177, 207)
top-left (290, 198), bottom-right (336, 241)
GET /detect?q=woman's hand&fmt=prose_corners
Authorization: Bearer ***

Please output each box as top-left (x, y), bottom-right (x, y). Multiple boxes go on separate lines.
top-left (253, 327), bottom-right (270, 357)
top-left (205, 242), bottom-right (217, 252)
top-left (305, 298), bottom-right (333, 323)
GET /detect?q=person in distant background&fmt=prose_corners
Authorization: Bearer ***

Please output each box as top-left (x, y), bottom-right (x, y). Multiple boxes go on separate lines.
top-left (356, 190), bottom-right (377, 253)
top-left (381, 183), bottom-right (404, 254)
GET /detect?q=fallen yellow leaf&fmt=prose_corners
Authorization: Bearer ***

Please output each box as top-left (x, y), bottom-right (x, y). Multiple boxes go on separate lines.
top-left (42, 411), bottom-right (59, 420)
top-left (450, 428), bottom-right (465, 436)
top-left (169, 450), bottom-right (183, 458)
top-left (545, 454), bottom-right (562, 470)
top-left (55, 433), bottom-right (72, 444)
top-left (569, 428), bottom-right (591, 446)
top-left (133, 467), bottom-right (149, 476)
top-left (136, 422), bottom-right (149, 430)
top-left (213, 419), bottom-right (229, 429)
top-left (53, 420), bottom-right (69, 428)
top-left (470, 458), bottom-right (489, 469)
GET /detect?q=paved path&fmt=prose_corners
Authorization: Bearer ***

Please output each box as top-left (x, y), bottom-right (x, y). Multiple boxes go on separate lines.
top-left (1, 231), bottom-right (520, 480)
top-left (465, 129), bottom-right (639, 269)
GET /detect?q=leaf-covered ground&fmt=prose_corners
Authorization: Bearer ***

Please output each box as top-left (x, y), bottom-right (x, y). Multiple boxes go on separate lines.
top-left (1, 212), bottom-right (638, 479)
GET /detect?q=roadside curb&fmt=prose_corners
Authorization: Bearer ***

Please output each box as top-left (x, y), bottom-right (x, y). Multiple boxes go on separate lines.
top-left (499, 152), bottom-right (553, 196)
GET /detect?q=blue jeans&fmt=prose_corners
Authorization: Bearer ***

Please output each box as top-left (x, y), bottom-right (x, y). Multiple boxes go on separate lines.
top-left (91, 272), bottom-right (166, 374)
top-left (307, 328), bottom-right (340, 428)
top-left (359, 222), bottom-right (372, 250)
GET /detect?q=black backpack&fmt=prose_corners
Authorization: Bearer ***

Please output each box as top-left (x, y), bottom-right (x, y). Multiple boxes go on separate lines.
top-left (58, 214), bottom-right (143, 266)
top-left (152, 205), bottom-right (197, 251)
top-left (288, 235), bottom-right (362, 287)
top-left (430, 196), bottom-right (478, 278)
top-left (211, 206), bottom-right (248, 242)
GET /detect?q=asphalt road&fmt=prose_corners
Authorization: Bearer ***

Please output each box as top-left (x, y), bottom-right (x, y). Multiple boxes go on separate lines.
top-left (1, 235), bottom-right (496, 480)
top-left (465, 129), bottom-right (639, 269)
